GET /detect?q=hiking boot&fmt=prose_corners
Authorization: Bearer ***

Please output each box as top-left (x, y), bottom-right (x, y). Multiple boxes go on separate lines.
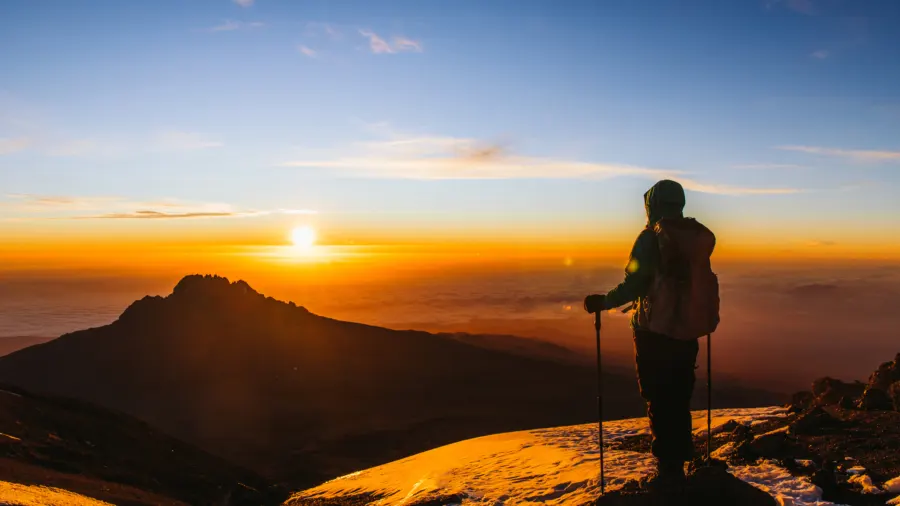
top-left (645, 460), bottom-right (686, 493)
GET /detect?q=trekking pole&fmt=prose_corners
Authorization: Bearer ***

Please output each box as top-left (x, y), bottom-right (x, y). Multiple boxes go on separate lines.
top-left (594, 311), bottom-right (605, 494)
top-left (706, 333), bottom-right (712, 464)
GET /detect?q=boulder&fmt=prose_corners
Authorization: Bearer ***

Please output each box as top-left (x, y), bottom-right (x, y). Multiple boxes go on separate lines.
top-left (788, 391), bottom-right (814, 412)
top-left (867, 354), bottom-right (900, 392)
top-left (789, 407), bottom-right (842, 435)
top-left (838, 396), bottom-right (857, 410)
top-left (857, 387), bottom-right (893, 411)
top-left (595, 465), bottom-right (777, 505)
top-left (890, 381), bottom-right (900, 412)
top-left (747, 429), bottom-right (791, 458)
top-left (811, 377), bottom-right (865, 406)
top-left (732, 423), bottom-right (754, 442)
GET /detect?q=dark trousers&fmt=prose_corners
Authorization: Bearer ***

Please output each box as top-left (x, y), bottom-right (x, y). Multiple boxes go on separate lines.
top-left (634, 329), bottom-right (699, 464)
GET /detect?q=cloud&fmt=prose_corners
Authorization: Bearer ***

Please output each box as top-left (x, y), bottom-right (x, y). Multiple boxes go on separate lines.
top-left (676, 178), bottom-right (803, 196)
top-left (359, 30), bottom-right (422, 54)
top-left (359, 30), bottom-right (393, 54)
top-left (392, 36), bottom-right (423, 53)
top-left (209, 20), bottom-right (264, 32)
top-left (86, 210), bottom-right (236, 219)
top-left (279, 128), bottom-right (803, 195)
top-left (154, 130), bottom-right (223, 150)
top-left (4, 194), bottom-right (120, 211)
top-left (2, 194), bottom-right (316, 220)
top-left (730, 163), bottom-right (807, 170)
top-left (298, 45), bottom-right (318, 58)
top-left (0, 137), bottom-right (30, 155)
top-left (233, 0), bottom-right (254, 7)
top-left (76, 208), bottom-right (315, 220)
top-left (778, 145), bottom-right (900, 162)
top-left (810, 50), bottom-right (829, 60)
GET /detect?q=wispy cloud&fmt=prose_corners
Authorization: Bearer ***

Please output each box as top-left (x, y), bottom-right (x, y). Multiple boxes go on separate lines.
top-left (810, 49), bottom-right (829, 60)
top-left (676, 178), bottom-right (803, 196)
top-left (778, 145), bottom-right (900, 162)
top-left (359, 30), bottom-right (393, 54)
top-left (298, 45), bottom-right (318, 58)
top-left (280, 127), bottom-right (802, 195)
top-left (209, 20), bottom-right (264, 32)
top-left (233, 0), bottom-right (254, 7)
top-left (393, 37), bottom-right (423, 53)
top-left (730, 163), bottom-right (807, 170)
top-left (359, 30), bottom-right (422, 54)
top-left (86, 210), bottom-right (236, 220)
top-left (0, 137), bottom-right (30, 155)
top-left (2, 194), bottom-right (316, 220)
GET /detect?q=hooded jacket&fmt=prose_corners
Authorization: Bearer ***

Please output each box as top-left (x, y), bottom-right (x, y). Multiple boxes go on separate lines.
top-left (603, 180), bottom-right (686, 328)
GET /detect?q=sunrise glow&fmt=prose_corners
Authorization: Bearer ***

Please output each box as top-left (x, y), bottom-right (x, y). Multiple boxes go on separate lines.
top-left (290, 226), bottom-right (317, 249)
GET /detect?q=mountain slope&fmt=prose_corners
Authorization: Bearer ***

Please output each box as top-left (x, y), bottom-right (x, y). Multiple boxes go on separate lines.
top-left (0, 275), bottom-right (782, 487)
top-left (0, 276), bottom-right (630, 486)
top-left (0, 384), bottom-right (279, 505)
top-left (287, 407), bottom-right (808, 506)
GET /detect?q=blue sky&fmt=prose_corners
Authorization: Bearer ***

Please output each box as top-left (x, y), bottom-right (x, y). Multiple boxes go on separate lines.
top-left (1, 0), bottom-right (899, 251)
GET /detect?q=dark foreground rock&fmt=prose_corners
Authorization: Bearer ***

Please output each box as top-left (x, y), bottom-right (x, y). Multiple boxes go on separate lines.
top-left (789, 406), bottom-right (843, 435)
top-left (594, 466), bottom-right (776, 506)
top-left (858, 386), bottom-right (894, 411)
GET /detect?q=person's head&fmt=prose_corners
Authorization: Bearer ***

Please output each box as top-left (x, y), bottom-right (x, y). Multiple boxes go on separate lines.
top-left (644, 180), bottom-right (685, 225)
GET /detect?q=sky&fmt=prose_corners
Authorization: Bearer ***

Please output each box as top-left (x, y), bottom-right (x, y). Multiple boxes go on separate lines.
top-left (2, 0), bottom-right (900, 268)
top-left (2, 0), bottom-right (900, 390)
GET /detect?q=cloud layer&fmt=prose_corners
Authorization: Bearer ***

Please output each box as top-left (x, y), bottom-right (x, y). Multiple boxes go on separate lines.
top-left (778, 145), bottom-right (900, 161)
top-left (280, 128), bottom-right (802, 195)
top-left (359, 30), bottom-right (422, 54)
top-left (2, 194), bottom-right (315, 221)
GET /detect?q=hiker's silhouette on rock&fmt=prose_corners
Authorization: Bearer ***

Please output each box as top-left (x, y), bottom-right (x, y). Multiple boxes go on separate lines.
top-left (585, 179), bottom-right (720, 490)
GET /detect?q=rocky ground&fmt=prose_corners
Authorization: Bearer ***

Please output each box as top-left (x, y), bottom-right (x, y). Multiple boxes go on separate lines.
top-left (289, 353), bottom-right (900, 506)
top-left (615, 353), bottom-right (900, 506)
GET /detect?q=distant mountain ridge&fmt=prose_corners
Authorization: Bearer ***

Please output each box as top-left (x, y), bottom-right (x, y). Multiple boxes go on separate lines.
top-left (0, 275), bottom-right (782, 488)
top-left (0, 335), bottom-right (54, 357)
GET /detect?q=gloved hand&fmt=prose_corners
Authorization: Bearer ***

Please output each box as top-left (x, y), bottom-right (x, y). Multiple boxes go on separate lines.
top-left (583, 294), bottom-right (605, 314)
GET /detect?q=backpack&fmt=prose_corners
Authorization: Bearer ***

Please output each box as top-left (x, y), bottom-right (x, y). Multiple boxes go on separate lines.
top-left (636, 217), bottom-right (720, 340)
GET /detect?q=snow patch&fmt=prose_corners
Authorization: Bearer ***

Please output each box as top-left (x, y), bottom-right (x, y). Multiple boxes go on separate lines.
top-left (693, 406), bottom-right (789, 438)
top-left (0, 481), bottom-right (113, 506)
top-left (885, 475), bottom-right (900, 494)
top-left (847, 474), bottom-right (880, 494)
top-left (729, 461), bottom-right (840, 506)
top-left (287, 406), bottom-right (808, 506)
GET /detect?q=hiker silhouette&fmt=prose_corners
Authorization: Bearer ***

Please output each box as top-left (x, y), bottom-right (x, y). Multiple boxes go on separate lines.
top-left (585, 179), bottom-right (720, 489)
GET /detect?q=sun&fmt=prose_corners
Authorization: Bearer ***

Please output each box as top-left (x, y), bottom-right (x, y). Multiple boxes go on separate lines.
top-left (290, 226), bottom-right (317, 248)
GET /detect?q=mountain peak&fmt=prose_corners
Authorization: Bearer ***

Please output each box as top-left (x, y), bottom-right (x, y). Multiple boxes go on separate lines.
top-left (172, 274), bottom-right (260, 297)
top-left (117, 274), bottom-right (307, 324)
